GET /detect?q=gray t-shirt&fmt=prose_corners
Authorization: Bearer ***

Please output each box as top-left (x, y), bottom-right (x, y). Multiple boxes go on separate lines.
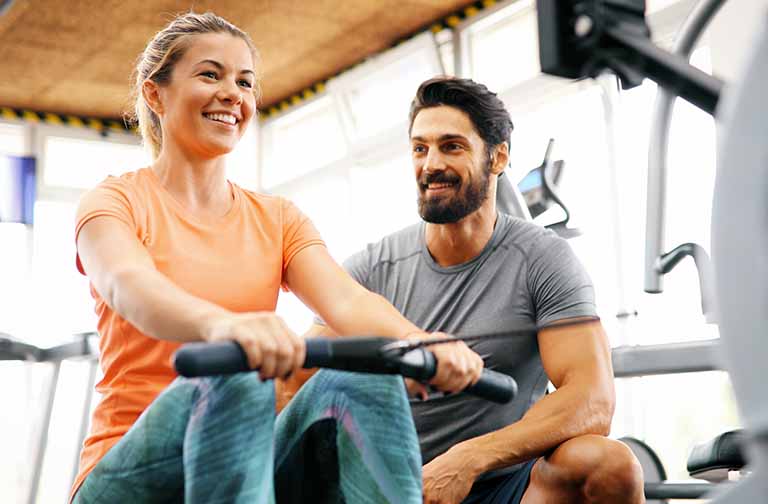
top-left (324, 213), bottom-right (596, 475)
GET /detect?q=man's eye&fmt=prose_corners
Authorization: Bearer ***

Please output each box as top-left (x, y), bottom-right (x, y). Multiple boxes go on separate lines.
top-left (413, 145), bottom-right (426, 153)
top-left (445, 143), bottom-right (462, 151)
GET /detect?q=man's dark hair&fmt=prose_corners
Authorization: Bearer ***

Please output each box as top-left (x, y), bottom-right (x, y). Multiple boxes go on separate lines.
top-left (408, 77), bottom-right (514, 153)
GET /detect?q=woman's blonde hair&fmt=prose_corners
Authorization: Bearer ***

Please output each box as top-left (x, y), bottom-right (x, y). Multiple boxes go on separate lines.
top-left (128, 12), bottom-right (260, 158)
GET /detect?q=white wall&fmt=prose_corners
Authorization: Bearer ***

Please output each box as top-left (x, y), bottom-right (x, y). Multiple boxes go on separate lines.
top-left (708, 0), bottom-right (768, 82)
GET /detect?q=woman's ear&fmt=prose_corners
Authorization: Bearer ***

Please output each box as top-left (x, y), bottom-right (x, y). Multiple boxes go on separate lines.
top-left (142, 79), bottom-right (163, 116)
top-left (490, 142), bottom-right (509, 175)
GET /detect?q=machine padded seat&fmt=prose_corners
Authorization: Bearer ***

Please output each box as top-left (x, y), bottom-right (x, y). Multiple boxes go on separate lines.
top-left (687, 430), bottom-right (746, 482)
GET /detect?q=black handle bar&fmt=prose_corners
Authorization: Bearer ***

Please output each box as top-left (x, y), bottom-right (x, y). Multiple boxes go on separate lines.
top-left (173, 337), bottom-right (518, 404)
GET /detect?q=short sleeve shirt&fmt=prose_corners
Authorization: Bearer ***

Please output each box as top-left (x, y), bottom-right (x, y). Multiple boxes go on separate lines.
top-left (71, 168), bottom-right (324, 495)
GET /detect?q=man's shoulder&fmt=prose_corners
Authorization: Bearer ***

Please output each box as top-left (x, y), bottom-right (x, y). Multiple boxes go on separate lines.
top-left (496, 213), bottom-right (565, 258)
top-left (345, 221), bottom-right (422, 273)
top-left (362, 221), bottom-right (422, 260)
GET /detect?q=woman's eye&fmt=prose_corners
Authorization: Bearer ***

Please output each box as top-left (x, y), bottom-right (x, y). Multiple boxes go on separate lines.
top-left (239, 80), bottom-right (253, 88)
top-left (201, 71), bottom-right (217, 79)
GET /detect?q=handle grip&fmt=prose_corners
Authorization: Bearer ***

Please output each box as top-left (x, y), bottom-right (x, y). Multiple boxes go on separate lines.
top-left (467, 368), bottom-right (518, 403)
top-left (174, 341), bottom-right (248, 377)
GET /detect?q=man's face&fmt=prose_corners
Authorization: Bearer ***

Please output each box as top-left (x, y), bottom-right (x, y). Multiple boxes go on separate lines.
top-left (410, 106), bottom-right (492, 224)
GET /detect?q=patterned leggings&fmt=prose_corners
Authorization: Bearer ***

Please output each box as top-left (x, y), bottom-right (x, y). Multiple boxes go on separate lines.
top-left (73, 370), bottom-right (422, 503)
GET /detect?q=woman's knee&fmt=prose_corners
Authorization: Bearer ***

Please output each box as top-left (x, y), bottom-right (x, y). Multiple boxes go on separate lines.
top-left (287, 370), bottom-right (410, 421)
top-left (308, 370), bottom-right (404, 396)
top-left (184, 374), bottom-right (275, 414)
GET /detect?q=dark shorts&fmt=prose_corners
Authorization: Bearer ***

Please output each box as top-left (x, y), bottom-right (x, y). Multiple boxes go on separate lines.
top-left (462, 459), bottom-right (538, 504)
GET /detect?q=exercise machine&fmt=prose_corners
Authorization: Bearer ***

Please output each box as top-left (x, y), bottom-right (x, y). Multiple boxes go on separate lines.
top-left (1, 331), bottom-right (99, 504)
top-left (516, 139), bottom-right (581, 239)
top-left (536, 0), bottom-right (768, 501)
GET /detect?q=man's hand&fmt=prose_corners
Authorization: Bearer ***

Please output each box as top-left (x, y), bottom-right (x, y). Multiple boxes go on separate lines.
top-left (422, 445), bottom-right (479, 504)
top-left (412, 332), bottom-right (483, 394)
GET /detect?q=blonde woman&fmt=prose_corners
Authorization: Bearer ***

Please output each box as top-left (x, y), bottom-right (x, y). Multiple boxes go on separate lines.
top-left (71, 12), bottom-right (482, 503)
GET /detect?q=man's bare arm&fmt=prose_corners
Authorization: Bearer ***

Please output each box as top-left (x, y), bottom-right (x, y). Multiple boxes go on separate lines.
top-left (441, 318), bottom-right (615, 478)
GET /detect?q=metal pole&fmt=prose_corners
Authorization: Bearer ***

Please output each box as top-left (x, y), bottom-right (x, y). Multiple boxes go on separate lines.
top-left (27, 362), bottom-right (60, 504)
top-left (644, 0), bottom-right (728, 293)
top-left (605, 24), bottom-right (724, 114)
top-left (70, 359), bottom-right (98, 488)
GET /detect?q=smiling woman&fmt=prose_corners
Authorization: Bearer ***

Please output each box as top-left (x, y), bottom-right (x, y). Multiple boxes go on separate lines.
top-left (69, 10), bottom-right (483, 504)
top-left (129, 14), bottom-right (260, 161)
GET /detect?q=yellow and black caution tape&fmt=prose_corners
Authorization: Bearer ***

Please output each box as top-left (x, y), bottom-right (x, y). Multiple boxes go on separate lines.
top-left (0, 106), bottom-right (134, 135)
top-left (260, 0), bottom-right (496, 121)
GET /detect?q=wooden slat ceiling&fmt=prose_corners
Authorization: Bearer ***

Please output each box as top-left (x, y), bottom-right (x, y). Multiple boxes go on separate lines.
top-left (0, 0), bottom-right (478, 119)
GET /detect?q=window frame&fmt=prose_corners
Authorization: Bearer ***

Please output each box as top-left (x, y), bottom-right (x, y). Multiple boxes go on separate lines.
top-left (34, 124), bottom-right (145, 202)
top-left (330, 32), bottom-right (444, 144)
top-left (0, 119), bottom-right (33, 157)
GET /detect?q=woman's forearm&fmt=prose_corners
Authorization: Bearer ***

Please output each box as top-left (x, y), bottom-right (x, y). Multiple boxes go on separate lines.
top-left (108, 266), bottom-right (231, 342)
top-left (323, 286), bottom-right (419, 340)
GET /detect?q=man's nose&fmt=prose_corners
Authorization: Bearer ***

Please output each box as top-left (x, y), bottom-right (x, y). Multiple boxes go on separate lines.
top-left (423, 148), bottom-right (445, 174)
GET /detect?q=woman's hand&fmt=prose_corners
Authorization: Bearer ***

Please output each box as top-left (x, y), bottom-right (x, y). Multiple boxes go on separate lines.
top-left (202, 312), bottom-right (306, 380)
top-left (411, 332), bottom-right (483, 394)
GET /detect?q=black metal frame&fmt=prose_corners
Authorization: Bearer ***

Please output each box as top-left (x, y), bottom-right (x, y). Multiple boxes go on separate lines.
top-left (537, 0), bottom-right (724, 114)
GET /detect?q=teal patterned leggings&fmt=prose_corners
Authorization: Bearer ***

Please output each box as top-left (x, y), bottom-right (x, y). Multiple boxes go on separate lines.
top-left (73, 370), bottom-right (422, 503)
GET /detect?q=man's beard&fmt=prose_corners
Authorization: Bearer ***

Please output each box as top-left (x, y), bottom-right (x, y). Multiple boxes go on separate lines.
top-left (417, 161), bottom-right (492, 224)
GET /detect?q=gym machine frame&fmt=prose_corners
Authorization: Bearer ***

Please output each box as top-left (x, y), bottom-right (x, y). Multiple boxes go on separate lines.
top-left (536, 0), bottom-right (768, 502)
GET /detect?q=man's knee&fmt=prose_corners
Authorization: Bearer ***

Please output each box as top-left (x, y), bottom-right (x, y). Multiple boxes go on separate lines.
top-left (581, 437), bottom-right (644, 499)
top-left (543, 435), bottom-right (644, 496)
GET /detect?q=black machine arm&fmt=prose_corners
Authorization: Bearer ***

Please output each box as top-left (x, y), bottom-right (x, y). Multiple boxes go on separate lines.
top-left (537, 0), bottom-right (724, 115)
top-left (174, 336), bottom-right (518, 404)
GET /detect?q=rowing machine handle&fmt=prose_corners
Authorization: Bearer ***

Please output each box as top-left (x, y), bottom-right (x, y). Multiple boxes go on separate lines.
top-left (173, 339), bottom-right (518, 403)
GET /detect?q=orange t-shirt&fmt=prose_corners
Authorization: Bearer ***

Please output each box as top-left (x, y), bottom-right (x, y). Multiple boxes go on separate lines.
top-left (71, 167), bottom-right (324, 497)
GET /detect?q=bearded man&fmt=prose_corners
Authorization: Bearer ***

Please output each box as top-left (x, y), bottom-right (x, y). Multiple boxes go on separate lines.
top-left (304, 77), bottom-right (645, 504)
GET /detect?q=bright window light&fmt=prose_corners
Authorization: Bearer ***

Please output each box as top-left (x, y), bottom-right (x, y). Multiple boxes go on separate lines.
top-left (226, 121), bottom-right (259, 190)
top-left (262, 96), bottom-right (346, 189)
top-left (276, 174), bottom-right (352, 262)
top-left (343, 45), bottom-right (442, 140)
top-left (647, 0), bottom-right (685, 13)
top-left (0, 223), bottom-right (31, 335)
top-left (26, 201), bottom-right (95, 344)
top-left (272, 174), bottom-right (351, 334)
top-left (0, 122), bottom-right (27, 156)
top-left (439, 43), bottom-right (455, 77)
top-left (43, 135), bottom-right (149, 189)
top-left (468, 2), bottom-right (540, 92)
top-left (349, 154), bottom-right (419, 247)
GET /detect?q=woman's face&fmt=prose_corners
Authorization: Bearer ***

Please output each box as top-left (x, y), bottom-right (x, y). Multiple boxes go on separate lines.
top-left (155, 33), bottom-right (257, 159)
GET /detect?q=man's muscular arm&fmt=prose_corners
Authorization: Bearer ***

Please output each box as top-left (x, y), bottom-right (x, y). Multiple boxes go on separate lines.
top-left (423, 318), bottom-right (614, 496)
